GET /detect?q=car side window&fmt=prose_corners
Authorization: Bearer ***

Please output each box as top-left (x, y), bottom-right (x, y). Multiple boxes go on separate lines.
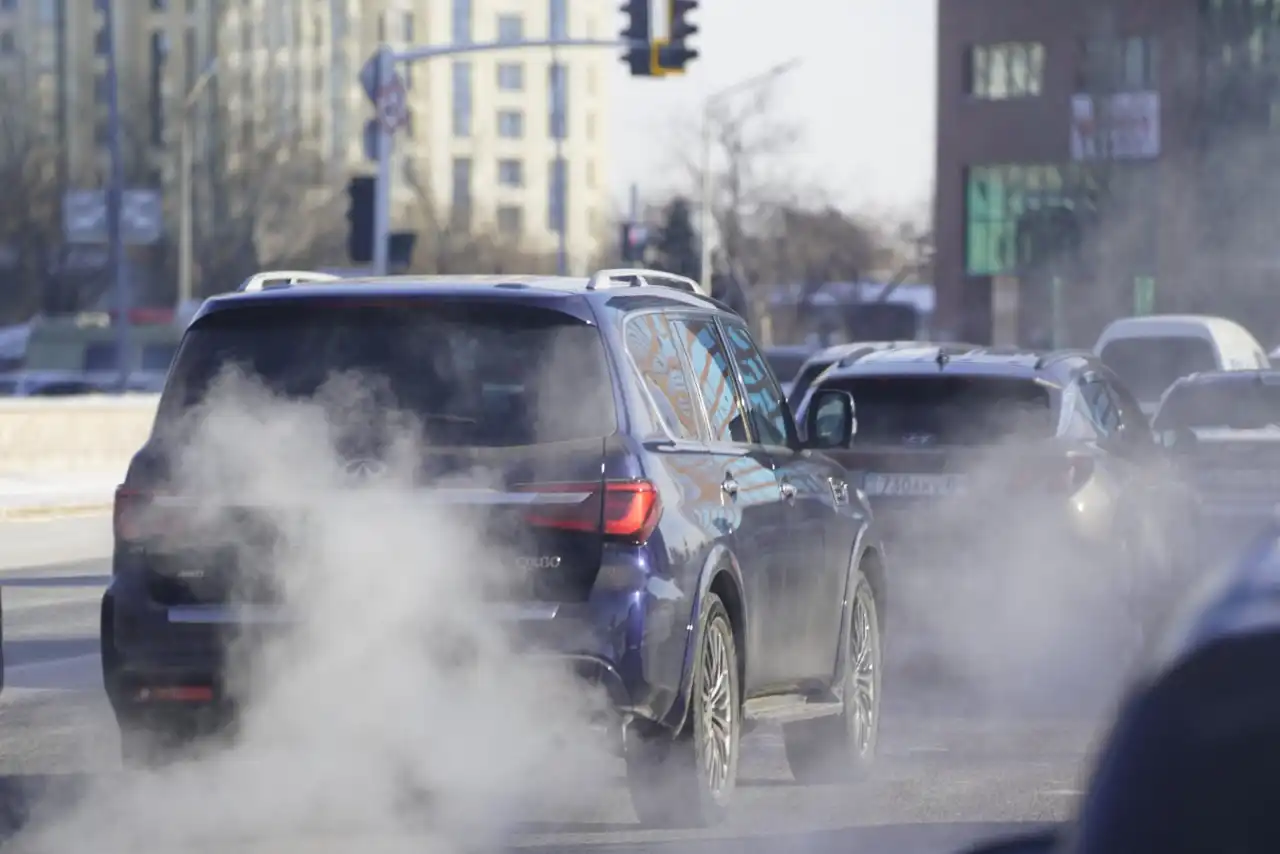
top-left (720, 322), bottom-right (797, 448)
top-left (1104, 375), bottom-right (1155, 447)
top-left (623, 313), bottom-right (701, 440)
top-left (1080, 377), bottom-right (1121, 437)
top-left (1062, 382), bottom-right (1099, 440)
top-left (671, 318), bottom-right (751, 444)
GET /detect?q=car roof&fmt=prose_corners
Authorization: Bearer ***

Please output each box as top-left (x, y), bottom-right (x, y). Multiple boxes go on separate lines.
top-left (196, 274), bottom-right (726, 319)
top-left (817, 344), bottom-right (1093, 382)
top-left (1168, 369), bottom-right (1280, 388)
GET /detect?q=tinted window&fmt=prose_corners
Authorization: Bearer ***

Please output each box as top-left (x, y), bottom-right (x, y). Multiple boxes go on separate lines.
top-left (824, 375), bottom-right (1053, 445)
top-left (1100, 336), bottom-right (1218, 401)
top-left (672, 318), bottom-right (749, 444)
top-left (723, 323), bottom-right (795, 447)
top-left (624, 313), bottom-right (700, 440)
top-left (1081, 378), bottom-right (1122, 436)
top-left (84, 341), bottom-right (116, 371)
top-left (159, 302), bottom-right (616, 447)
top-left (1155, 380), bottom-right (1280, 430)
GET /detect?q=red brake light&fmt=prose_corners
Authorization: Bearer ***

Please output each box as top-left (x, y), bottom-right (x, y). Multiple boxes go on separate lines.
top-left (516, 480), bottom-right (662, 543)
top-left (113, 485), bottom-right (148, 544)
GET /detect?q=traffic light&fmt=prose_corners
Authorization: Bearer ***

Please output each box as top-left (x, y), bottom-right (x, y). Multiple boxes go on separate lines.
top-left (620, 0), bottom-right (654, 77)
top-left (346, 175), bottom-right (375, 263)
top-left (619, 221), bottom-right (649, 263)
top-left (656, 0), bottom-right (699, 73)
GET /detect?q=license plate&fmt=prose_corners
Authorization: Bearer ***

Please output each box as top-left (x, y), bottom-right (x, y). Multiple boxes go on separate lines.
top-left (862, 472), bottom-right (968, 497)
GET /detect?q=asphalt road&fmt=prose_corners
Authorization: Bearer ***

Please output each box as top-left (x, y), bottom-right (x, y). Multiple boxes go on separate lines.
top-left (0, 517), bottom-right (1092, 854)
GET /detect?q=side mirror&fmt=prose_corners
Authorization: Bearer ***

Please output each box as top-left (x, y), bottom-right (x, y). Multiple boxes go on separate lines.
top-left (957, 826), bottom-right (1060, 854)
top-left (804, 389), bottom-right (856, 450)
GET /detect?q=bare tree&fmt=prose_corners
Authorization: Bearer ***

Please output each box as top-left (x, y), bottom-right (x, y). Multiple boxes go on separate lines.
top-left (190, 112), bottom-right (342, 294)
top-left (669, 81), bottom-right (807, 343)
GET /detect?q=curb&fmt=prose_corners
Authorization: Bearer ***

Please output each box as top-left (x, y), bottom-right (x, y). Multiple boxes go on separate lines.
top-left (0, 502), bottom-right (113, 522)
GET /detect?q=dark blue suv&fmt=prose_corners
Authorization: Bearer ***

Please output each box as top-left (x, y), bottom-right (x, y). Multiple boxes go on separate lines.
top-left (101, 268), bottom-right (888, 826)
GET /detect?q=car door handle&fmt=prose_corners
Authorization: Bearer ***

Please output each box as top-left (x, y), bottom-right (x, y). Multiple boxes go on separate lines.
top-left (721, 475), bottom-right (739, 497)
top-left (779, 480), bottom-right (797, 502)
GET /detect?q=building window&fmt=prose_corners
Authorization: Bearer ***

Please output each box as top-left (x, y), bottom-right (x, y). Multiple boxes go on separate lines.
top-left (185, 27), bottom-right (198, 92)
top-left (151, 0), bottom-right (167, 10)
top-left (452, 61), bottom-right (472, 137)
top-left (549, 0), bottom-right (568, 41)
top-left (497, 14), bottom-right (523, 44)
top-left (498, 159), bottom-right (524, 187)
top-left (452, 0), bottom-right (471, 45)
top-left (964, 163), bottom-right (1106, 275)
top-left (548, 158), bottom-right (567, 232)
top-left (497, 62), bottom-right (524, 91)
top-left (95, 26), bottom-right (110, 55)
top-left (548, 63), bottom-right (567, 138)
top-left (403, 11), bottom-right (415, 42)
top-left (0, 31), bottom-right (12, 54)
top-left (967, 42), bottom-right (1045, 99)
top-left (497, 205), bottom-right (523, 236)
top-left (1079, 36), bottom-right (1158, 92)
top-left (498, 109), bottom-right (524, 138)
top-left (0, 0), bottom-right (15, 11)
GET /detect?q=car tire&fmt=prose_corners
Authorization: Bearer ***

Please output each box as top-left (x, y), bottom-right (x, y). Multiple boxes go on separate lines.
top-left (783, 571), bottom-right (881, 784)
top-left (624, 592), bottom-right (739, 828)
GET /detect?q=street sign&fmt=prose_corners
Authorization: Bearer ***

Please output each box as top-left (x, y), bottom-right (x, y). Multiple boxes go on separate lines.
top-left (62, 189), bottom-right (163, 245)
top-left (376, 75), bottom-right (409, 133)
top-left (358, 47), bottom-right (388, 104)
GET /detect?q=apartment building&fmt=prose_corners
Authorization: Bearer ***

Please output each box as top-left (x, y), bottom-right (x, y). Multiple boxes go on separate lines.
top-left (0, 0), bottom-right (613, 277)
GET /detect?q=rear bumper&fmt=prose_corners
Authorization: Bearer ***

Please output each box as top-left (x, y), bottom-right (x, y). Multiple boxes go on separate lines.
top-left (102, 550), bottom-right (690, 735)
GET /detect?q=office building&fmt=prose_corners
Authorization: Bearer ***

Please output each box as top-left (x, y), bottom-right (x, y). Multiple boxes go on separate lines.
top-left (935, 0), bottom-right (1280, 346)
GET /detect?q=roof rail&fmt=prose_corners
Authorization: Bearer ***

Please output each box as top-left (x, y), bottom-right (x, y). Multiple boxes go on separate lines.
top-left (585, 268), bottom-right (705, 296)
top-left (237, 270), bottom-right (342, 293)
top-left (1034, 348), bottom-right (1095, 370)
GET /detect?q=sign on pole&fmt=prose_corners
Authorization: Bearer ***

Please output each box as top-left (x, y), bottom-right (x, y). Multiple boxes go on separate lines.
top-left (376, 74), bottom-right (409, 133)
top-left (62, 189), bottom-right (163, 245)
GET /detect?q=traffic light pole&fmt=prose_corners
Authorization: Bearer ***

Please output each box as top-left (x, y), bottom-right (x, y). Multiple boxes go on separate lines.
top-left (373, 48), bottom-right (393, 276)
top-left (372, 39), bottom-right (629, 276)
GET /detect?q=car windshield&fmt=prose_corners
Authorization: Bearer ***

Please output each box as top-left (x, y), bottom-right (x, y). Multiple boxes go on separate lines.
top-left (1155, 380), bottom-right (1280, 430)
top-left (823, 375), bottom-right (1054, 445)
top-left (788, 361), bottom-right (835, 410)
top-left (1099, 336), bottom-right (1219, 402)
top-left (158, 301), bottom-right (617, 447)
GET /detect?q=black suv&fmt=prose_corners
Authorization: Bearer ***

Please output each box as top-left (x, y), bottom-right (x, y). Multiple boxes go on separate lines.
top-left (102, 268), bottom-right (888, 826)
top-left (798, 344), bottom-right (1194, 587)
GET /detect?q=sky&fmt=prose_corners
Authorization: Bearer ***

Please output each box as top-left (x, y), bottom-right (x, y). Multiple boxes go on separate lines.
top-left (608, 0), bottom-right (936, 224)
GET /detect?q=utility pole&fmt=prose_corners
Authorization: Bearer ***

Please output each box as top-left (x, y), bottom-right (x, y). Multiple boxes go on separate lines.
top-left (102, 0), bottom-right (130, 392)
top-left (178, 60), bottom-right (219, 310)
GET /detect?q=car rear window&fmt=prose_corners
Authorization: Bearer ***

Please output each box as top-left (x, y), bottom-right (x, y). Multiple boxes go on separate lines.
top-left (1155, 380), bottom-right (1280, 430)
top-left (822, 375), bottom-right (1054, 445)
top-left (158, 301), bottom-right (617, 446)
top-left (1100, 336), bottom-right (1218, 402)
top-left (788, 361), bottom-right (834, 409)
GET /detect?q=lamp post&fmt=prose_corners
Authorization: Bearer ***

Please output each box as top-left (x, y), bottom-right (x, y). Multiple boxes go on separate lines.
top-left (178, 59), bottom-right (218, 309)
top-left (698, 58), bottom-right (802, 295)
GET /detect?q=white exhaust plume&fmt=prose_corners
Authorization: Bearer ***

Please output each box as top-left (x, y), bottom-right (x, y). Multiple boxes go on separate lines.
top-left (13, 366), bottom-right (616, 853)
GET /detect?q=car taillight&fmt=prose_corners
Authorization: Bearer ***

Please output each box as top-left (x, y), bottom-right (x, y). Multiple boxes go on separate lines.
top-left (516, 480), bottom-right (662, 543)
top-left (114, 486), bottom-right (183, 545)
top-left (1009, 455), bottom-right (1094, 495)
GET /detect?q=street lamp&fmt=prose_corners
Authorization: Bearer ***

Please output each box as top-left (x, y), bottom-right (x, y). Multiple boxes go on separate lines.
top-left (698, 58), bottom-right (802, 295)
top-left (178, 59), bottom-right (219, 309)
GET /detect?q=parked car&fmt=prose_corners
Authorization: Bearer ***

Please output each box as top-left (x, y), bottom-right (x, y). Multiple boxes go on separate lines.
top-left (103, 267), bottom-right (888, 827)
